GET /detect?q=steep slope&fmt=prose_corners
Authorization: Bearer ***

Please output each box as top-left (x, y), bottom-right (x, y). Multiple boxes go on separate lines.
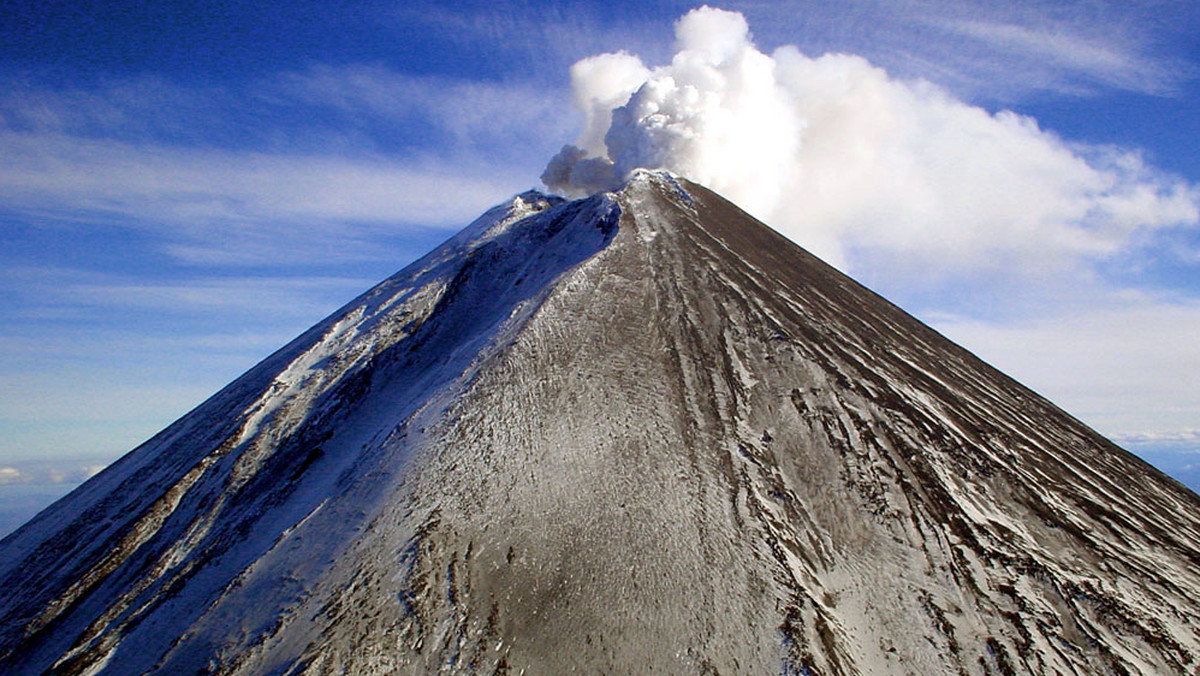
top-left (2, 172), bottom-right (1199, 675)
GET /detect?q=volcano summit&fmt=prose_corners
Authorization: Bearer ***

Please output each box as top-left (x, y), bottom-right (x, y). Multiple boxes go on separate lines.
top-left (2, 172), bottom-right (1199, 674)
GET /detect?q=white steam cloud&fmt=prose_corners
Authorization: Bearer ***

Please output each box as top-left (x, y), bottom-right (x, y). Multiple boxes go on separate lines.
top-left (542, 6), bottom-right (1198, 276)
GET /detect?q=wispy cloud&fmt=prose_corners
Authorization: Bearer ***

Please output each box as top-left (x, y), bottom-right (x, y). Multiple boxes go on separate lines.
top-left (939, 19), bottom-right (1176, 95)
top-left (387, 3), bottom-right (676, 80)
top-left (0, 463), bottom-right (107, 486)
top-left (0, 67), bottom-right (574, 266)
top-left (0, 132), bottom-right (519, 225)
top-left (928, 293), bottom-right (1200, 437)
top-left (2, 64), bottom-right (577, 157)
top-left (273, 64), bottom-right (576, 154)
top-left (2, 74), bottom-right (235, 143)
top-left (1, 266), bottom-right (371, 322)
top-left (0, 133), bottom-right (529, 267)
top-left (740, 0), bottom-right (1195, 102)
top-left (1112, 430), bottom-right (1200, 445)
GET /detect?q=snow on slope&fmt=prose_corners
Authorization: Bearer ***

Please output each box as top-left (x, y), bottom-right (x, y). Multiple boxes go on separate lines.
top-left (0, 189), bottom-right (618, 674)
top-left (2, 172), bottom-right (1200, 675)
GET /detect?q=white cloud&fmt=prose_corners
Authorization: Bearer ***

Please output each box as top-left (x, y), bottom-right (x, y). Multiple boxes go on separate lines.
top-left (0, 132), bottom-right (516, 227)
top-left (0, 463), bottom-right (109, 486)
top-left (543, 6), bottom-right (1199, 282)
top-left (740, 0), bottom-right (1193, 101)
top-left (45, 465), bottom-right (106, 485)
top-left (390, 3), bottom-right (674, 82)
top-left (1112, 430), bottom-right (1200, 446)
top-left (0, 468), bottom-right (29, 486)
top-left (396, 1), bottom-right (1193, 102)
top-left (939, 19), bottom-right (1171, 94)
top-left (274, 64), bottom-right (576, 153)
top-left (1, 266), bottom-right (370, 322)
top-left (0, 132), bottom-right (528, 266)
top-left (928, 295), bottom-right (1200, 438)
top-left (55, 276), bottom-right (370, 316)
top-left (0, 67), bottom-right (577, 266)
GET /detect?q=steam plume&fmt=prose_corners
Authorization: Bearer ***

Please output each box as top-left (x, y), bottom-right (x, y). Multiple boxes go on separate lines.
top-left (542, 6), bottom-right (1197, 276)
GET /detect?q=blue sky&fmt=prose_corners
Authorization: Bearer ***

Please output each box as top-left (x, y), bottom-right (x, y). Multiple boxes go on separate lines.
top-left (2, 0), bottom-right (1199, 522)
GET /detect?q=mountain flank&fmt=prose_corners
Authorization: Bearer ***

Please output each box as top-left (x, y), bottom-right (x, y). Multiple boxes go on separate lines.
top-left (1, 171), bottom-right (1199, 675)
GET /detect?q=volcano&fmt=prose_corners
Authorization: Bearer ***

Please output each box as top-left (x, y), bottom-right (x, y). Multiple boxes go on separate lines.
top-left (2, 171), bottom-right (1199, 675)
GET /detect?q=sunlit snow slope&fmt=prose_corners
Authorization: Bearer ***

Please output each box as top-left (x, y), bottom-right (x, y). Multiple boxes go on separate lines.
top-left (1, 172), bottom-right (1199, 675)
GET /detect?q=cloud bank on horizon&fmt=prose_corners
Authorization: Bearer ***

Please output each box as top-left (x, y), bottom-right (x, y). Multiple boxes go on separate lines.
top-left (543, 6), bottom-right (1198, 278)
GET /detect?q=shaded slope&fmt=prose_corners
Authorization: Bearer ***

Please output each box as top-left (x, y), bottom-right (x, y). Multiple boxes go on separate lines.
top-left (2, 172), bottom-right (1199, 675)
